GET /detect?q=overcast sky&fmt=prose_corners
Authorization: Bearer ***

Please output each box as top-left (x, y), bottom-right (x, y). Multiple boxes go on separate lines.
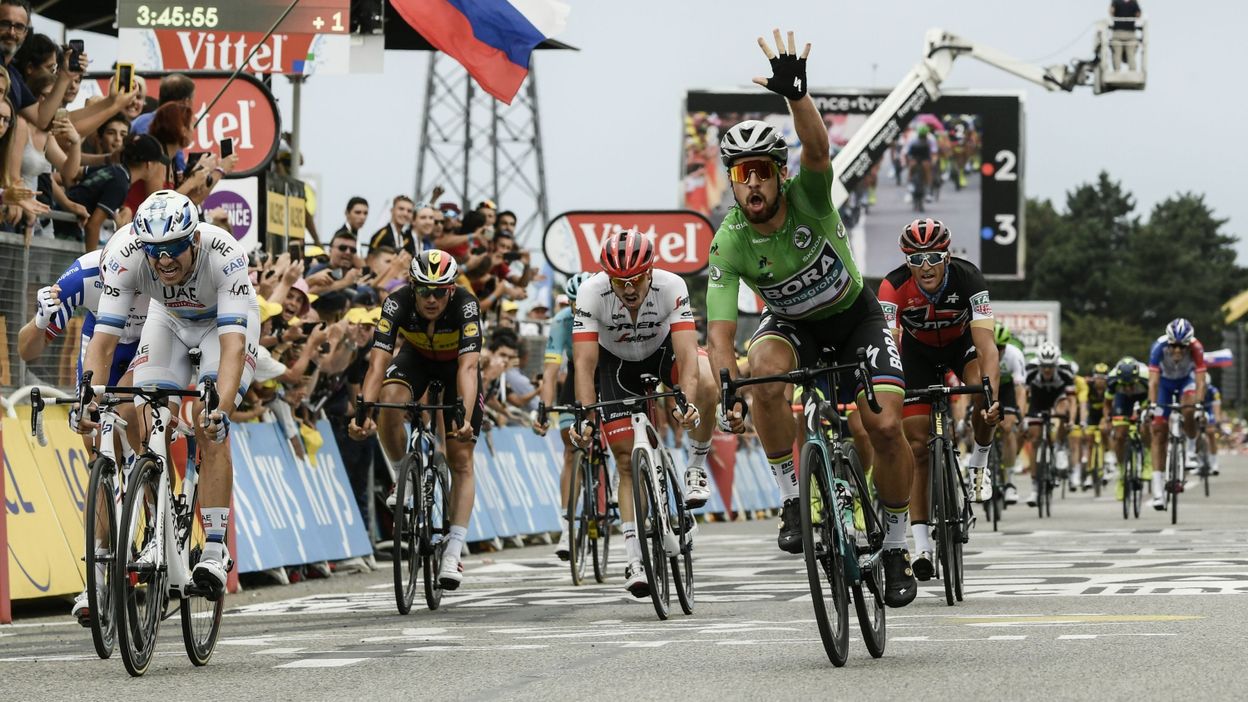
top-left (45, 1), bottom-right (1248, 258)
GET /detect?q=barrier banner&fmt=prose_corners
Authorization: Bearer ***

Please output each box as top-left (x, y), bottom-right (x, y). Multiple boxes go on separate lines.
top-left (3, 408), bottom-right (86, 601)
top-left (228, 420), bottom-right (371, 573)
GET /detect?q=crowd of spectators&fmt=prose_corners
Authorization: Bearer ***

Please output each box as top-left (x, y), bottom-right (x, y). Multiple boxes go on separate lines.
top-left (0, 0), bottom-right (238, 249)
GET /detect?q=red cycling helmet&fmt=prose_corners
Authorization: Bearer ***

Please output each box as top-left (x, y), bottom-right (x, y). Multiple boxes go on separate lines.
top-left (899, 218), bottom-right (952, 253)
top-left (600, 228), bottom-right (654, 277)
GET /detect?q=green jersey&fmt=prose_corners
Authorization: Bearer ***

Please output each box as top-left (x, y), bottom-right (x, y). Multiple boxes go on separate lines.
top-left (706, 166), bottom-right (862, 322)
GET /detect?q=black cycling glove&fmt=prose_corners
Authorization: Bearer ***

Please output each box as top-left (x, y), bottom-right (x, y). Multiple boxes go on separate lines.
top-left (762, 52), bottom-right (808, 101)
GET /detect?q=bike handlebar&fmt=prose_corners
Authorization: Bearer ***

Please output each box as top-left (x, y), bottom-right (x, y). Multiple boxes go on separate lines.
top-left (354, 381), bottom-right (466, 432)
top-left (720, 347), bottom-right (881, 418)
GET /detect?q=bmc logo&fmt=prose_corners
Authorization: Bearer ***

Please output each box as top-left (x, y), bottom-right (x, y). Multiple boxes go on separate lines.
top-left (543, 210), bottom-right (714, 277)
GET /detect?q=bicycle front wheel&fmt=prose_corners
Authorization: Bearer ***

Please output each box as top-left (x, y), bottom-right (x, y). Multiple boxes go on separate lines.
top-left (181, 484), bottom-right (223, 666)
top-left (799, 443), bottom-right (849, 667)
top-left (115, 457), bottom-right (168, 677)
top-left (1131, 447), bottom-right (1143, 518)
top-left (632, 449), bottom-right (670, 620)
top-left (1169, 444), bottom-right (1181, 525)
top-left (423, 455), bottom-right (452, 611)
top-left (932, 446), bottom-right (957, 607)
top-left (84, 456), bottom-right (117, 659)
top-left (392, 454), bottom-right (421, 614)
top-left (1121, 449), bottom-right (1132, 520)
top-left (662, 451), bottom-right (694, 616)
top-left (567, 450), bottom-right (591, 586)
top-left (591, 456), bottom-right (612, 584)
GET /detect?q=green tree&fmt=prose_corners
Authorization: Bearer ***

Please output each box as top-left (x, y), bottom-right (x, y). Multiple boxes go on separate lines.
top-left (1061, 312), bottom-right (1154, 370)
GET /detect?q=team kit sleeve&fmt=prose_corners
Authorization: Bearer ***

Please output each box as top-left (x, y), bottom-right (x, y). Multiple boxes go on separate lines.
top-left (544, 314), bottom-right (570, 364)
top-left (212, 235), bottom-right (255, 331)
top-left (788, 164), bottom-right (837, 216)
top-left (876, 277), bottom-right (901, 331)
top-left (1190, 340), bottom-right (1207, 374)
top-left (1147, 340), bottom-right (1163, 371)
top-left (706, 233), bottom-right (742, 323)
top-left (458, 293), bottom-right (482, 355)
top-left (961, 263), bottom-right (995, 329)
top-left (373, 288), bottom-right (408, 354)
top-left (46, 256), bottom-right (94, 340)
top-left (93, 238), bottom-right (142, 336)
top-left (571, 280), bottom-right (601, 343)
top-left (668, 278), bottom-right (697, 333)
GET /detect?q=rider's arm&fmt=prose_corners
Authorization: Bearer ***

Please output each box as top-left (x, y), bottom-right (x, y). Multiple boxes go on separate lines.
top-left (877, 277), bottom-right (902, 345)
top-left (571, 290), bottom-right (601, 409)
top-left (456, 351), bottom-right (480, 427)
top-left (970, 324), bottom-right (1000, 401)
top-left (17, 320), bottom-right (49, 361)
top-left (792, 95), bottom-right (830, 173)
top-left (362, 288), bottom-right (408, 405)
top-left (1147, 368), bottom-right (1159, 407)
top-left (706, 231), bottom-right (742, 381)
top-left (215, 333), bottom-right (246, 415)
top-left (85, 237), bottom-right (141, 387)
top-left (1192, 342), bottom-right (1207, 405)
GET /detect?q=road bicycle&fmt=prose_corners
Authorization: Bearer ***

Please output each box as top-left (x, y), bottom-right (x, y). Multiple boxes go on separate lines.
top-left (904, 374), bottom-right (992, 606)
top-left (1030, 410), bottom-right (1062, 518)
top-left (356, 382), bottom-right (460, 614)
top-left (537, 402), bottom-right (616, 586)
top-left (31, 382), bottom-right (135, 660)
top-left (721, 349), bottom-right (886, 667)
top-left (1116, 404), bottom-right (1147, 520)
top-left (575, 375), bottom-right (695, 621)
top-left (1157, 402), bottom-right (1194, 525)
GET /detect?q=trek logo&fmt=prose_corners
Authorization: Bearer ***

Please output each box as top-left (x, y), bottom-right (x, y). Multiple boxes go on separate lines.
top-left (756, 241), bottom-right (852, 317)
top-left (604, 320), bottom-right (665, 333)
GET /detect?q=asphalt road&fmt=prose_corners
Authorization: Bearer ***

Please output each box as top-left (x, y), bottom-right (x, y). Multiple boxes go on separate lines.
top-left (3, 457), bottom-right (1246, 700)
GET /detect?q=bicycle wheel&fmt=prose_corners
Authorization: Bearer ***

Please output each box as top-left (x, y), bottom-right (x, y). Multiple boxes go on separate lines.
top-left (1092, 439), bottom-right (1104, 498)
top-left (566, 452), bottom-right (590, 585)
top-left (1131, 447), bottom-right (1143, 519)
top-left (392, 454), bottom-right (421, 614)
top-left (843, 446), bottom-right (885, 659)
top-left (798, 443), bottom-right (849, 667)
top-left (180, 484), bottom-right (223, 666)
top-left (632, 449), bottom-right (670, 620)
top-left (115, 457), bottom-right (168, 678)
top-left (84, 456), bottom-right (117, 659)
top-left (986, 444), bottom-right (1001, 531)
top-left (948, 451), bottom-right (967, 603)
top-left (1121, 449), bottom-right (1132, 520)
top-left (423, 455), bottom-right (452, 611)
top-left (591, 454), bottom-right (612, 584)
top-left (1169, 444), bottom-right (1181, 525)
top-left (662, 451), bottom-right (694, 616)
top-left (931, 445), bottom-right (956, 607)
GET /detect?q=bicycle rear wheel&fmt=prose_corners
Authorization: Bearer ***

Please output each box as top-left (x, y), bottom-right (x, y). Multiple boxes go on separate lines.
top-left (632, 449), bottom-right (671, 620)
top-left (181, 484), bottom-right (223, 666)
top-left (799, 443), bottom-right (849, 666)
top-left (115, 457), bottom-right (168, 678)
top-left (591, 455), bottom-right (612, 584)
top-left (423, 455), bottom-right (451, 610)
top-left (84, 456), bottom-right (117, 659)
top-left (392, 454), bottom-right (421, 614)
top-left (662, 451), bottom-right (694, 616)
top-left (567, 452), bottom-right (591, 586)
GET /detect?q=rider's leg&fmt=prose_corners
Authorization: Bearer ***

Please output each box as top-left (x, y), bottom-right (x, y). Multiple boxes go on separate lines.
top-left (847, 410), bottom-right (874, 475)
top-left (901, 412), bottom-right (932, 559)
top-left (746, 338), bottom-right (799, 503)
top-left (376, 382), bottom-right (412, 463)
top-left (679, 353), bottom-right (719, 504)
top-left (1150, 410), bottom-right (1168, 502)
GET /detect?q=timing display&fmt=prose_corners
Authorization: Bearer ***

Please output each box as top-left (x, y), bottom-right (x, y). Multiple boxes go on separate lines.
top-left (119, 0), bottom-right (350, 34)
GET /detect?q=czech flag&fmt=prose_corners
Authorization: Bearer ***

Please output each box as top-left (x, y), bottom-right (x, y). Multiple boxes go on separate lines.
top-left (391, 0), bottom-right (570, 104)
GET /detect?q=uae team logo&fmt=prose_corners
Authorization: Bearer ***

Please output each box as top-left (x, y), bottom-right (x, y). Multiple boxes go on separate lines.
top-left (793, 225), bottom-right (813, 250)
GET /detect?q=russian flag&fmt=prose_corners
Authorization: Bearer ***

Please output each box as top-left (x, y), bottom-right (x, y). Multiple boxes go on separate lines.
top-left (1206, 348), bottom-right (1234, 368)
top-left (391, 0), bottom-right (570, 104)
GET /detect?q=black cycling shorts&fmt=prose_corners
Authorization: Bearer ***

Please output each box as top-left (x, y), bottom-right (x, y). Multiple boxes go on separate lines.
top-left (383, 345), bottom-right (484, 437)
top-left (899, 330), bottom-right (977, 416)
top-left (595, 336), bottom-right (681, 447)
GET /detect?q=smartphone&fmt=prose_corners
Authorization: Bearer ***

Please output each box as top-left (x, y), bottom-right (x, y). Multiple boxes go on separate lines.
top-left (301, 322), bottom-right (320, 335)
top-left (220, 137), bottom-right (235, 159)
top-left (115, 63), bottom-right (134, 93)
top-left (54, 107), bottom-right (69, 123)
top-left (184, 151), bottom-right (209, 176)
top-left (502, 251), bottom-right (523, 263)
top-left (290, 243), bottom-right (304, 263)
top-left (68, 40), bottom-right (84, 72)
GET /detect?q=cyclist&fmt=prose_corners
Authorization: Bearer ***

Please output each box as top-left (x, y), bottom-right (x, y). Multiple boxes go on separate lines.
top-left (78, 190), bottom-right (260, 599)
top-left (568, 228), bottom-right (718, 597)
top-left (994, 322), bottom-right (1027, 504)
top-left (1147, 318), bottom-right (1206, 509)
top-left (1202, 383), bottom-right (1222, 476)
top-left (1107, 356), bottom-right (1151, 500)
top-left (708, 29), bottom-right (918, 608)
top-left (534, 271), bottom-right (595, 561)
top-left (350, 250), bottom-right (483, 590)
top-left (1022, 342), bottom-right (1077, 507)
top-left (905, 125), bottom-right (936, 203)
top-left (1075, 363), bottom-right (1113, 491)
top-left (18, 240), bottom-right (150, 622)
top-left (877, 218), bottom-right (1000, 579)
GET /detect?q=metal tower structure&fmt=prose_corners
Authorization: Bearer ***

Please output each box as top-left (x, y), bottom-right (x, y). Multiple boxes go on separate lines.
top-left (414, 53), bottom-right (553, 249)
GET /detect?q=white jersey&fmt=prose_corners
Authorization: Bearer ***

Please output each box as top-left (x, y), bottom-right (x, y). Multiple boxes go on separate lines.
top-left (48, 243), bottom-right (148, 345)
top-left (572, 269), bottom-right (696, 361)
top-left (999, 343), bottom-right (1026, 386)
top-left (96, 222), bottom-right (258, 336)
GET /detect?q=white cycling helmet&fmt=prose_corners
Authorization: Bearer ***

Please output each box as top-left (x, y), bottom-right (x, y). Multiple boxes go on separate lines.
top-left (719, 119), bottom-right (788, 167)
top-left (133, 190), bottom-right (199, 244)
top-left (1036, 342), bottom-right (1062, 366)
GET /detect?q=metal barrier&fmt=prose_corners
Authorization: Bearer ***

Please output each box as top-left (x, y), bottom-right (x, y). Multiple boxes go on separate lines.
top-left (0, 231), bottom-right (85, 391)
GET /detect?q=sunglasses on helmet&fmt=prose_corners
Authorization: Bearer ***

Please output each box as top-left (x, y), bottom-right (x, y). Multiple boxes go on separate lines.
top-left (143, 236), bottom-right (194, 260)
top-left (415, 286), bottom-right (452, 299)
top-left (727, 158), bottom-right (777, 184)
top-left (905, 251), bottom-right (948, 267)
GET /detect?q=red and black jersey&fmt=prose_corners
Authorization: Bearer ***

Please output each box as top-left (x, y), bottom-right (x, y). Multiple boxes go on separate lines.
top-left (877, 257), bottom-right (994, 347)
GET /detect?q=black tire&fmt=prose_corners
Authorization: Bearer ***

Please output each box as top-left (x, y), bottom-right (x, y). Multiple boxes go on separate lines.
top-left (632, 449), bottom-right (670, 620)
top-left (424, 455), bottom-right (451, 611)
top-left (180, 484), bottom-right (223, 667)
top-left (662, 451), bottom-right (694, 616)
top-left (986, 444), bottom-right (1001, 531)
top-left (84, 456), bottom-right (117, 659)
top-left (1132, 447), bottom-right (1143, 519)
top-left (842, 444), bottom-right (885, 659)
top-left (1121, 450), bottom-right (1132, 520)
top-left (1169, 444), bottom-right (1181, 526)
top-left (948, 448), bottom-right (967, 603)
top-left (932, 444), bottom-right (956, 607)
top-left (115, 457), bottom-right (168, 677)
top-left (567, 451), bottom-right (590, 586)
top-left (392, 454), bottom-right (421, 615)
top-left (591, 453), bottom-right (612, 584)
top-left (799, 443), bottom-right (849, 667)
top-left (1092, 440), bottom-right (1103, 498)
